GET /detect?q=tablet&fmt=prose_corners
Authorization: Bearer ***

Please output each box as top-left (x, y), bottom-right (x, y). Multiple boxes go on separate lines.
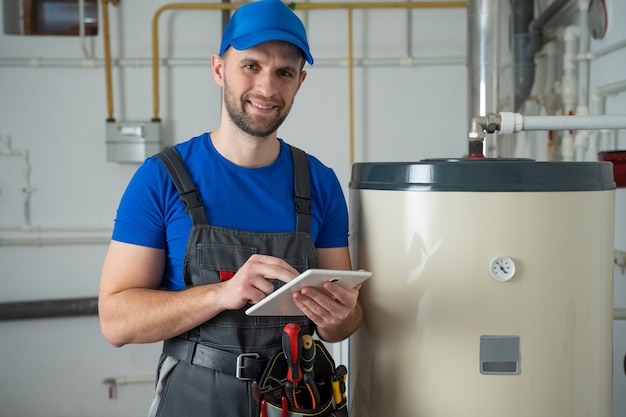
top-left (245, 269), bottom-right (372, 316)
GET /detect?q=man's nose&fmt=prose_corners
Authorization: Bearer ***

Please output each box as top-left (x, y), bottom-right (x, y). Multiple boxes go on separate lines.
top-left (255, 71), bottom-right (278, 96)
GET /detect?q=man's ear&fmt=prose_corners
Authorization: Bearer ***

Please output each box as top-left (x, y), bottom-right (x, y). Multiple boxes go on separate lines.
top-left (296, 69), bottom-right (307, 93)
top-left (211, 54), bottom-right (225, 87)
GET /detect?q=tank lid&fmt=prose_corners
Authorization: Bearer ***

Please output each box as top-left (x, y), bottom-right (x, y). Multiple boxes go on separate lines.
top-left (349, 159), bottom-right (616, 191)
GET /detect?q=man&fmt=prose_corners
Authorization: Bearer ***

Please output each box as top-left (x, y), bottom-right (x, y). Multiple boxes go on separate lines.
top-left (98, 1), bottom-right (362, 415)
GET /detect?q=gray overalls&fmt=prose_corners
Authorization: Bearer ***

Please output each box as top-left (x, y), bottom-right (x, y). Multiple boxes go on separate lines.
top-left (148, 146), bottom-right (318, 417)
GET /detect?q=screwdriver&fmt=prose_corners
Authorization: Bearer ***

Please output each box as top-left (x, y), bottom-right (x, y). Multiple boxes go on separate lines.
top-left (301, 334), bottom-right (320, 408)
top-left (301, 334), bottom-right (315, 377)
top-left (282, 323), bottom-right (303, 409)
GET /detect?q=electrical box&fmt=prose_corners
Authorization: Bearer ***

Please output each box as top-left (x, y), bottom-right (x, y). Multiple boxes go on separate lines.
top-left (106, 121), bottom-right (161, 163)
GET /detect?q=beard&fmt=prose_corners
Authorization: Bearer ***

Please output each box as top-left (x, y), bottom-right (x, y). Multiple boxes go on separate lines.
top-left (223, 80), bottom-right (293, 138)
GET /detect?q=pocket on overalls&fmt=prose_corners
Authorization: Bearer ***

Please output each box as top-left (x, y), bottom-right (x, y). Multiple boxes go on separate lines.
top-left (196, 243), bottom-right (258, 284)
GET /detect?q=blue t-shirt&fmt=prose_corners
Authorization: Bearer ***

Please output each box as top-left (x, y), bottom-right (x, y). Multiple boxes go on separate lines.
top-left (112, 133), bottom-right (348, 290)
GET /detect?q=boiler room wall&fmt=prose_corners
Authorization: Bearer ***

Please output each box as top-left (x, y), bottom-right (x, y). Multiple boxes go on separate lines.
top-left (0, 1), bottom-right (624, 417)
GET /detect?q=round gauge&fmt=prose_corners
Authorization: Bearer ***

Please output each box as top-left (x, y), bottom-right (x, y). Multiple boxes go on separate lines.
top-left (489, 256), bottom-right (516, 281)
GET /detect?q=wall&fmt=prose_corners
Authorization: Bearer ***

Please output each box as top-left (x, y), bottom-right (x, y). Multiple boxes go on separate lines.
top-left (0, 0), bottom-right (624, 416)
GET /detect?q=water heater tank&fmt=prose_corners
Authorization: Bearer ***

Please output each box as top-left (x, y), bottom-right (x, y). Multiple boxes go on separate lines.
top-left (348, 159), bottom-right (615, 417)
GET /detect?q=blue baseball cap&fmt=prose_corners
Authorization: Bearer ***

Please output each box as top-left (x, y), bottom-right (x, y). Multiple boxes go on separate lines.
top-left (219, 0), bottom-right (314, 65)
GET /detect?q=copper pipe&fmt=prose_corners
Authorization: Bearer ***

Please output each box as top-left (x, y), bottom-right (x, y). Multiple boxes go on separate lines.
top-left (102, 0), bottom-right (114, 121)
top-left (150, 1), bottom-right (468, 154)
top-left (151, 3), bottom-right (239, 121)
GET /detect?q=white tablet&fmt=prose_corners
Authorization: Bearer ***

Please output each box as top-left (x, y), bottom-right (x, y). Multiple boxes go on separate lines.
top-left (245, 269), bottom-right (372, 316)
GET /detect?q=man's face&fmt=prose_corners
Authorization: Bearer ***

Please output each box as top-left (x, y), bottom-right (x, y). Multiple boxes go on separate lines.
top-left (220, 41), bottom-right (306, 138)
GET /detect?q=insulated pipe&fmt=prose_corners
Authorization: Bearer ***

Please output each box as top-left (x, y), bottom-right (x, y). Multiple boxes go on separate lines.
top-left (0, 297), bottom-right (98, 321)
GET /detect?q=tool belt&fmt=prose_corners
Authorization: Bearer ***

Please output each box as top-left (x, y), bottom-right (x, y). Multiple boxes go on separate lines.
top-left (254, 324), bottom-right (349, 417)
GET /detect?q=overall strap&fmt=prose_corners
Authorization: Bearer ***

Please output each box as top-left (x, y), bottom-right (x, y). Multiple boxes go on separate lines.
top-left (155, 147), bottom-right (209, 225)
top-left (290, 145), bottom-right (312, 234)
top-left (156, 145), bottom-right (311, 232)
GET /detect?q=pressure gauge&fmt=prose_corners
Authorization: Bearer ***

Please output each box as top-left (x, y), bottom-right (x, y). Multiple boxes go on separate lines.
top-left (489, 256), bottom-right (516, 281)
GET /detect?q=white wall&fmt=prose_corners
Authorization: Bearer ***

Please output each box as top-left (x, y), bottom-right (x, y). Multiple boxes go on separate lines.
top-left (0, 1), bottom-right (624, 416)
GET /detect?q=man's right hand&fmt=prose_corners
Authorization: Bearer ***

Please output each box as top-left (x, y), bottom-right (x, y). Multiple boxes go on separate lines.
top-left (216, 254), bottom-right (299, 310)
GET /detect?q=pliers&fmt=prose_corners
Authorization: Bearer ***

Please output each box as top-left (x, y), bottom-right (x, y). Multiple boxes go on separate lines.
top-left (261, 396), bottom-right (288, 417)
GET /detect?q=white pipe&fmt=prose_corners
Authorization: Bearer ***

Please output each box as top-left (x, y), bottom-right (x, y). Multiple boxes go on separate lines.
top-left (0, 55), bottom-right (464, 69)
top-left (594, 79), bottom-right (626, 98)
top-left (589, 38), bottom-right (626, 60)
top-left (0, 227), bottom-right (111, 247)
top-left (576, 0), bottom-right (590, 110)
top-left (0, 227), bottom-right (112, 247)
top-left (575, 0), bottom-right (590, 161)
top-left (561, 25), bottom-right (579, 161)
top-left (0, 235), bottom-right (111, 247)
top-left (499, 112), bottom-right (626, 133)
top-left (591, 79), bottom-right (626, 151)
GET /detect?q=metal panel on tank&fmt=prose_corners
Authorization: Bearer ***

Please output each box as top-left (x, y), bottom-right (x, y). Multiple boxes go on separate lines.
top-left (348, 159), bottom-right (615, 417)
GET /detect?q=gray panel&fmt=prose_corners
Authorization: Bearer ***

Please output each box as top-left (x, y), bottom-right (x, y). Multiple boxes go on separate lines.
top-left (480, 335), bottom-right (520, 375)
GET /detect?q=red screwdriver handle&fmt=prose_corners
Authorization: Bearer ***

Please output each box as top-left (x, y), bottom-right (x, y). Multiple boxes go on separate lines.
top-left (282, 323), bottom-right (303, 382)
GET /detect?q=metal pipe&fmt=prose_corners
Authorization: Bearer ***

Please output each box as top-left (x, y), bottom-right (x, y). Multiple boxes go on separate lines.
top-left (467, 0), bottom-right (513, 157)
top-left (0, 297), bottom-right (98, 321)
top-left (616, 308), bottom-right (626, 321)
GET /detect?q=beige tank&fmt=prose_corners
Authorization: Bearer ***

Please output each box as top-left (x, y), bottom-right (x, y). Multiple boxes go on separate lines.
top-left (348, 160), bottom-right (615, 417)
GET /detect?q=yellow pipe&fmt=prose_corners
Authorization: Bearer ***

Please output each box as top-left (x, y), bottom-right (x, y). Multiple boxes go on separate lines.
top-left (151, 3), bottom-right (239, 121)
top-left (290, 2), bottom-right (466, 10)
top-left (150, 1), bottom-right (468, 157)
top-left (102, 0), bottom-right (114, 121)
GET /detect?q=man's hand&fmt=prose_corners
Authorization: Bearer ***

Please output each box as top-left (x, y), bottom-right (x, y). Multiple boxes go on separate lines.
top-left (217, 254), bottom-right (300, 310)
top-left (292, 280), bottom-right (362, 329)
